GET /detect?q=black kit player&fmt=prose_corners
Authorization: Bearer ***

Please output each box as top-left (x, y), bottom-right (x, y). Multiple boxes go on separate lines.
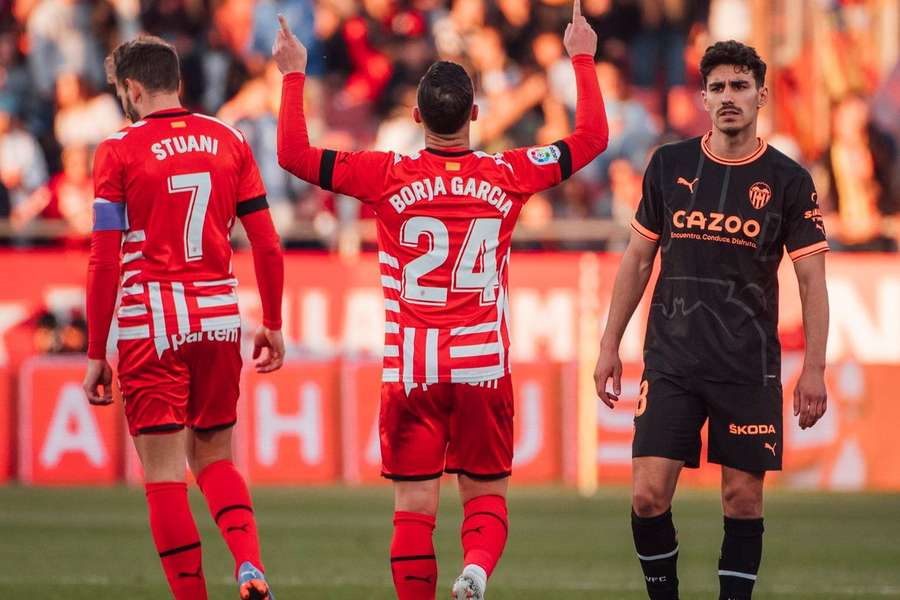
top-left (594, 41), bottom-right (830, 600)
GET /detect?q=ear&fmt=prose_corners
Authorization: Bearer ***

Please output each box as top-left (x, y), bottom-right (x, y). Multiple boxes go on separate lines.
top-left (757, 85), bottom-right (768, 109)
top-left (412, 106), bottom-right (422, 124)
top-left (700, 89), bottom-right (710, 113)
top-left (471, 104), bottom-right (479, 122)
top-left (125, 78), bottom-right (143, 103)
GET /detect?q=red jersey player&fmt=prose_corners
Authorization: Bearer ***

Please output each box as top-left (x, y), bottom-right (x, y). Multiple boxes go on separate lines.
top-left (82, 36), bottom-right (283, 600)
top-left (273, 3), bottom-right (607, 598)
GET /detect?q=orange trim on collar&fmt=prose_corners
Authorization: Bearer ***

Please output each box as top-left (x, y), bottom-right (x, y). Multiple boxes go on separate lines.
top-left (701, 131), bottom-right (767, 166)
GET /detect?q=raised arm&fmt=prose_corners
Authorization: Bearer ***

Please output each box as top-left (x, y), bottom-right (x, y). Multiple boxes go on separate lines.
top-left (500, 2), bottom-right (608, 194)
top-left (272, 15), bottom-right (319, 183)
top-left (561, 0), bottom-right (609, 173)
top-left (274, 15), bottom-right (391, 201)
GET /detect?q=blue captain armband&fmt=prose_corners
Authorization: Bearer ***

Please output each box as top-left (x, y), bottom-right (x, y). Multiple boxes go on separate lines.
top-left (92, 198), bottom-right (127, 231)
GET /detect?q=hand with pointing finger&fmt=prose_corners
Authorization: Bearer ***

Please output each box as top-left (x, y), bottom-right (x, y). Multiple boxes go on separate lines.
top-left (564, 0), bottom-right (598, 58)
top-left (272, 14), bottom-right (307, 75)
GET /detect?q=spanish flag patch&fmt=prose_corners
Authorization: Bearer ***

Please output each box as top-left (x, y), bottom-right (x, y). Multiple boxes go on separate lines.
top-left (171, 121), bottom-right (187, 128)
top-left (445, 161), bottom-right (461, 171)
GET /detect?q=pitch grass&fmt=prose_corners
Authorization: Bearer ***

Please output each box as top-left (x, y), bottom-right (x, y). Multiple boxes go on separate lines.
top-left (2, 485), bottom-right (899, 599)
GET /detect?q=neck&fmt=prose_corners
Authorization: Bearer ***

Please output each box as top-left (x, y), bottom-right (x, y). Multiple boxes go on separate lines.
top-left (424, 127), bottom-right (470, 151)
top-left (138, 93), bottom-right (183, 119)
top-left (708, 124), bottom-right (759, 159)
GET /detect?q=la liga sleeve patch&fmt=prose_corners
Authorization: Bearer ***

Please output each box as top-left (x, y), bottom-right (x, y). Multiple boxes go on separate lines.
top-left (527, 145), bottom-right (561, 166)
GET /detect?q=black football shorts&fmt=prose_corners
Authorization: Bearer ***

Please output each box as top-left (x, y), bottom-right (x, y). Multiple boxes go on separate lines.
top-left (632, 369), bottom-right (783, 472)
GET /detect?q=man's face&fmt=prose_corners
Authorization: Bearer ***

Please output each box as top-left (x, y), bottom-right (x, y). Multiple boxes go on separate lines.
top-left (701, 64), bottom-right (767, 136)
top-left (116, 81), bottom-right (140, 122)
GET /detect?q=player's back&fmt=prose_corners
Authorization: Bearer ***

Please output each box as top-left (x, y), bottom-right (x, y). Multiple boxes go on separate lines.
top-left (94, 108), bottom-right (266, 344)
top-left (370, 146), bottom-right (559, 384)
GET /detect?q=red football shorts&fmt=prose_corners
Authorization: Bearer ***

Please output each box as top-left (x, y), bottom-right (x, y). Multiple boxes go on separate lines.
top-left (379, 375), bottom-right (514, 481)
top-left (117, 329), bottom-right (242, 436)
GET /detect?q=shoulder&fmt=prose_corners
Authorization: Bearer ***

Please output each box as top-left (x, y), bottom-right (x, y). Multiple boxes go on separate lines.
top-left (190, 113), bottom-right (247, 144)
top-left (655, 136), bottom-right (702, 160)
top-left (101, 120), bottom-right (147, 143)
top-left (764, 145), bottom-right (812, 186)
top-left (645, 136), bottom-right (702, 171)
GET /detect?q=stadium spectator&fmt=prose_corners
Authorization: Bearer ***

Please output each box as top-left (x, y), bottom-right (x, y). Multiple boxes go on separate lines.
top-left (819, 94), bottom-right (898, 252)
top-left (579, 60), bottom-right (659, 185)
top-left (12, 144), bottom-right (93, 245)
top-left (0, 95), bottom-right (48, 212)
top-left (0, 0), bottom-right (898, 251)
top-left (26, 0), bottom-right (107, 97)
top-left (53, 72), bottom-right (123, 148)
top-left (218, 60), bottom-right (303, 233)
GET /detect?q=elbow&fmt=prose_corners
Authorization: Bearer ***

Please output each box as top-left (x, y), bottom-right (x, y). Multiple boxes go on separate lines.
top-left (276, 148), bottom-right (293, 172)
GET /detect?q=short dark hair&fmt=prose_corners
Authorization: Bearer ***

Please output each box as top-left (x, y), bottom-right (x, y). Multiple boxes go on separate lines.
top-left (700, 40), bottom-right (767, 89)
top-left (106, 35), bottom-right (180, 93)
top-left (417, 61), bottom-right (474, 135)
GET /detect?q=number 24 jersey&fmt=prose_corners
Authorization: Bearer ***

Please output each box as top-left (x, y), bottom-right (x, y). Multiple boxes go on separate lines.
top-left (320, 145), bottom-right (572, 384)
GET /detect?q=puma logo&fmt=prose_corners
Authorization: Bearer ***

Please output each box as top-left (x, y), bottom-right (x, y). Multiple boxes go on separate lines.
top-left (764, 442), bottom-right (777, 456)
top-left (677, 176), bottom-right (699, 194)
top-left (227, 524), bottom-right (250, 534)
top-left (462, 526), bottom-right (485, 538)
top-left (177, 567), bottom-right (203, 579)
top-left (405, 574), bottom-right (434, 584)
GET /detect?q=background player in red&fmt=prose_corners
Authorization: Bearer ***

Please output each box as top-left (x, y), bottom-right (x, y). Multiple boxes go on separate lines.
top-left (595, 41), bottom-right (830, 600)
top-left (273, 5), bottom-right (607, 599)
top-left (81, 36), bottom-right (284, 600)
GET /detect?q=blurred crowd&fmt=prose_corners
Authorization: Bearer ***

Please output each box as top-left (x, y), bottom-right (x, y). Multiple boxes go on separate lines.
top-left (0, 0), bottom-right (897, 252)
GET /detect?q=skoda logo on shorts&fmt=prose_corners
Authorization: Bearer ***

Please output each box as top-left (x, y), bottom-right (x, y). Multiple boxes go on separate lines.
top-left (635, 380), bottom-right (649, 417)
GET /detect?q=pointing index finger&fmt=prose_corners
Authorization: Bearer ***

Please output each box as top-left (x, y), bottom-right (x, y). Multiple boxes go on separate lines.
top-left (277, 13), bottom-right (291, 35)
top-left (573, 0), bottom-right (582, 20)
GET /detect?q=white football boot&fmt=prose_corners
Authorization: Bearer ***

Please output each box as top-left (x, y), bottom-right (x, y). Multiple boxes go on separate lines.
top-left (451, 564), bottom-right (487, 600)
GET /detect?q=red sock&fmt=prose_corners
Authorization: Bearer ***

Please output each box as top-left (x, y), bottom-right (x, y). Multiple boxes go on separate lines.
top-left (145, 482), bottom-right (207, 600)
top-left (390, 511), bottom-right (437, 600)
top-left (461, 495), bottom-right (509, 577)
top-left (196, 460), bottom-right (262, 578)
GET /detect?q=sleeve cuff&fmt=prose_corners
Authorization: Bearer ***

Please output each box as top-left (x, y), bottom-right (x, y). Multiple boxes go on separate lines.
top-left (571, 54), bottom-right (594, 65)
top-left (789, 240), bottom-right (829, 262)
top-left (283, 72), bottom-right (306, 84)
top-left (631, 218), bottom-right (661, 242)
top-left (263, 319), bottom-right (282, 331)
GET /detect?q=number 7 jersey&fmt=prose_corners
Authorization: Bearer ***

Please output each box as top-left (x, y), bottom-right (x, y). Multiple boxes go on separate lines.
top-left (92, 109), bottom-right (267, 351)
top-left (321, 145), bottom-right (574, 384)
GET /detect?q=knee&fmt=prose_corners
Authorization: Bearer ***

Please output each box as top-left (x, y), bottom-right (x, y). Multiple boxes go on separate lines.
top-left (394, 481), bottom-right (440, 516)
top-left (632, 488), bottom-right (671, 518)
top-left (722, 485), bottom-right (763, 518)
top-left (458, 475), bottom-right (508, 505)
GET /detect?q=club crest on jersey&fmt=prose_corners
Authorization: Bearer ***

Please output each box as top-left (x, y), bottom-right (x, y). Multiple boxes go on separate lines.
top-left (527, 145), bottom-right (560, 166)
top-left (748, 181), bottom-right (772, 209)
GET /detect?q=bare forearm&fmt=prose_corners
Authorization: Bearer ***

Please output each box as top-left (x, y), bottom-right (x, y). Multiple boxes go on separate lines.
top-left (799, 276), bottom-right (829, 369)
top-left (600, 250), bottom-right (654, 350)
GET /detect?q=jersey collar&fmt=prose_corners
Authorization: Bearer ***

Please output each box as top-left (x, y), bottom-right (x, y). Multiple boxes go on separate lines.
top-left (424, 147), bottom-right (473, 157)
top-left (144, 108), bottom-right (192, 119)
top-left (701, 131), bottom-right (767, 166)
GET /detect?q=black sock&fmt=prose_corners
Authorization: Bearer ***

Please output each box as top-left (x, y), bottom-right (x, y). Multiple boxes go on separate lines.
top-left (718, 516), bottom-right (764, 600)
top-left (632, 508), bottom-right (679, 600)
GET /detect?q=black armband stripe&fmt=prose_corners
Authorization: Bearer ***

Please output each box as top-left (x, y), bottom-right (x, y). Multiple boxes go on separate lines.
top-left (320, 149), bottom-right (337, 191)
top-left (236, 195), bottom-right (268, 217)
top-left (552, 140), bottom-right (573, 180)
